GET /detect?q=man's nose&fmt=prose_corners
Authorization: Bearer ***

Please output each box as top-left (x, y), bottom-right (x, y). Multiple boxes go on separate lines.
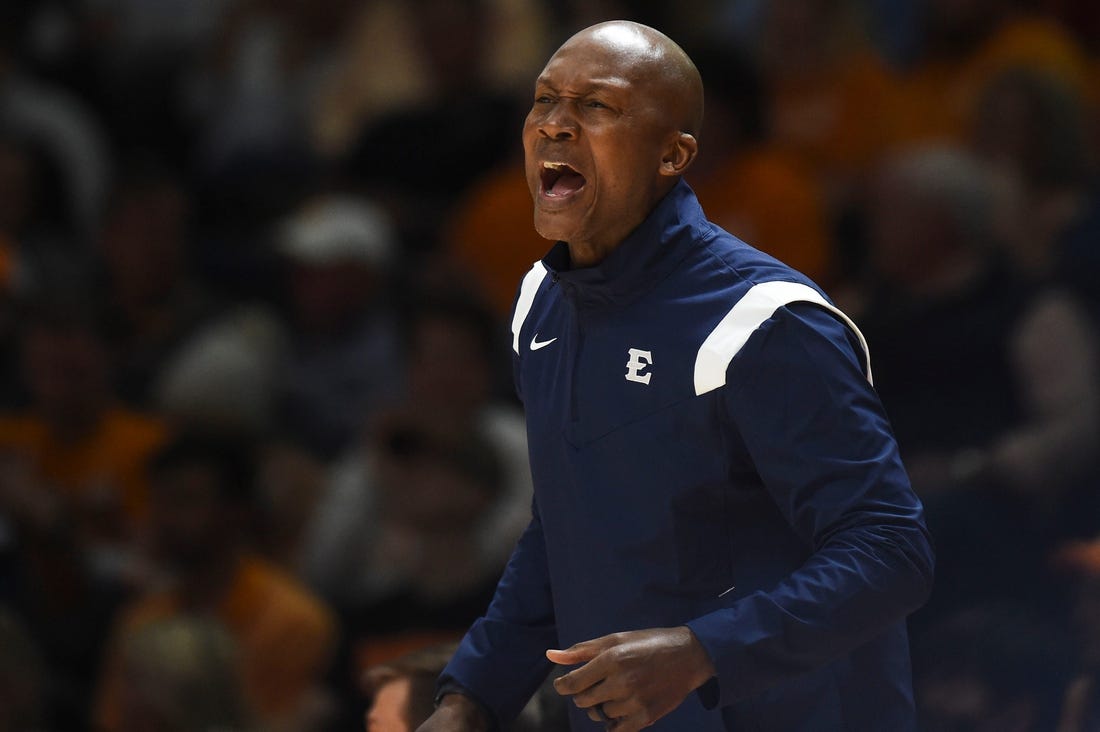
top-left (538, 102), bottom-right (578, 140)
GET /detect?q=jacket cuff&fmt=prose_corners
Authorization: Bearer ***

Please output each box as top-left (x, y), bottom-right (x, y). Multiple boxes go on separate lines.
top-left (685, 610), bottom-right (741, 709)
top-left (434, 681), bottom-right (499, 732)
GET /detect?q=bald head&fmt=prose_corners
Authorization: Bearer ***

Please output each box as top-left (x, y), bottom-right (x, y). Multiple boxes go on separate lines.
top-left (523, 21), bottom-right (703, 265)
top-left (557, 21), bottom-right (705, 136)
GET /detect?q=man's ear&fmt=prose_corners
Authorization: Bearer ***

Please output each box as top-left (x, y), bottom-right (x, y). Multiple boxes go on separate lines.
top-left (659, 132), bottom-right (699, 177)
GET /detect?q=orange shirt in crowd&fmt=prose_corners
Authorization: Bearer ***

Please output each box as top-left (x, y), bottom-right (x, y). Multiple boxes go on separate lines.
top-left (446, 162), bottom-right (548, 316)
top-left (890, 15), bottom-right (1093, 148)
top-left (768, 49), bottom-right (899, 183)
top-left (0, 407), bottom-right (167, 531)
top-left (95, 555), bottom-right (336, 729)
top-left (690, 147), bottom-right (832, 286)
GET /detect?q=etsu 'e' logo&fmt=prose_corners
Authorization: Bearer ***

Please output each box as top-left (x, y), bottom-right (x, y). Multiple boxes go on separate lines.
top-left (625, 348), bottom-right (653, 385)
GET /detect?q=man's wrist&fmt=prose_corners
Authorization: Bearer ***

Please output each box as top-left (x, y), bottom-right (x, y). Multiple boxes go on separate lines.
top-left (434, 689), bottom-right (492, 732)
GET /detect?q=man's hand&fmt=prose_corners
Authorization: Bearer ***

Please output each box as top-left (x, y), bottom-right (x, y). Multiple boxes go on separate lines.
top-left (414, 694), bottom-right (489, 732)
top-left (546, 626), bottom-right (716, 731)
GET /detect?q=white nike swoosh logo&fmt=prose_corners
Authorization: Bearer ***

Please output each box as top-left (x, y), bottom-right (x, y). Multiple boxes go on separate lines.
top-left (530, 334), bottom-right (558, 351)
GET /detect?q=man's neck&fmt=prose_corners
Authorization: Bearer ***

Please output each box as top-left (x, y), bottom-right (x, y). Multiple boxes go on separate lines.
top-left (566, 238), bottom-right (619, 269)
top-left (563, 179), bottom-right (679, 268)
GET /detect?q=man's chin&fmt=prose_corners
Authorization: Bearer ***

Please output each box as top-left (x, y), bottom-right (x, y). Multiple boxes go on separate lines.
top-left (533, 211), bottom-right (580, 244)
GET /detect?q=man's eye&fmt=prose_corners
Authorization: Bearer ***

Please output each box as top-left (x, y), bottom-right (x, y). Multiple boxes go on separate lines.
top-left (535, 95), bottom-right (554, 104)
top-left (586, 100), bottom-right (608, 109)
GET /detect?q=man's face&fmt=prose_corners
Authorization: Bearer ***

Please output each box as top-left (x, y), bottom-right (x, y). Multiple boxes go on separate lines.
top-left (522, 30), bottom-right (676, 255)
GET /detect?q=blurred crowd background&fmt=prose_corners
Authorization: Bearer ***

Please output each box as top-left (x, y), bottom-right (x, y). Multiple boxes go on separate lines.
top-left (0, 0), bottom-right (1097, 730)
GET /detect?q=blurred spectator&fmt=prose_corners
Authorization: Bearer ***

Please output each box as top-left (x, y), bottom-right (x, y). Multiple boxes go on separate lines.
top-left (755, 0), bottom-right (897, 201)
top-left (363, 644), bottom-right (571, 732)
top-left (299, 292), bottom-right (530, 601)
top-left (0, 6), bottom-right (111, 240)
top-left (1040, 0), bottom-right (1100, 54)
top-left (112, 615), bottom-right (252, 732)
top-left (311, 0), bottom-right (549, 158)
top-left (444, 160), bottom-right (548, 317)
top-left (300, 412), bottom-right (505, 618)
top-left (913, 603), bottom-right (1077, 732)
top-left (154, 305), bottom-right (286, 437)
top-left (95, 432), bottom-right (336, 732)
top-left (969, 66), bottom-right (1100, 317)
top-left (890, 0), bottom-right (1092, 148)
top-left (360, 637), bottom-right (568, 732)
top-left (856, 146), bottom-right (1100, 620)
top-left (97, 162), bottom-right (219, 407)
top-left (864, 0), bottom-right (923, 68)
top-left (972, 68), bottom-right (1094, 274)
top-left (1057, 189), bottom-right (1100, 316)
top-left (399, 294), bottom-right (531, 565)
top-left (298, 409), bottom-right (507, 726)
top-left (0, 297), bottom-right (168, 562)
top-left (362, 642), bottom-right (457, 732)
top-left (190, 0), bottom-right (355, 175)
top-left (860, 146), bottom-right (1099, 499)
top-left (0, 129), bottom-right (80, 261)
top-left (342, 0), bottom-right (527, 251)
top-left (274, 194), bottom-right (404, 459)
top-left (1053, 540), bottom-right (1100, 730)
top-left (253, 439), bottom-right (329, 570)
top-left (68, 0), bottom-right (234, 167)
top-left (687, 42), bottom-right (833, 285)
top-left (0, 605), bottom-right (47, 732)
top-left (0, 469), bottom-right (126, 731)
top-left (0, 140), bottom-right (30, 409)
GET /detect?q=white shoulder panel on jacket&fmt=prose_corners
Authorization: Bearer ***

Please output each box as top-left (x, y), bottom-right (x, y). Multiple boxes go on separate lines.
top-left (693, 280), bottom-right (872, 395)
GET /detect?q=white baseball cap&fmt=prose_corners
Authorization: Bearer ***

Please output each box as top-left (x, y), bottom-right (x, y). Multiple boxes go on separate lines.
top-left (279, 195), bottom-right (396, 267)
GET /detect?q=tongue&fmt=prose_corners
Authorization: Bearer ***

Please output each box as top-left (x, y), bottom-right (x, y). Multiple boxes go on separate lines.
top-left (550, 170), bottom-right (585, 196)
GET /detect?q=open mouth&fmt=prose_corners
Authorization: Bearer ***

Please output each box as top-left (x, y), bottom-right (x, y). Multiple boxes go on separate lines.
top-left (540, 161), bottom-right (587, 198)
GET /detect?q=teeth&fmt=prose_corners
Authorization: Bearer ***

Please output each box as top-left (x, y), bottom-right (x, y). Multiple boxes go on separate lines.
top-left (543, 162), bottom-right (569, 170)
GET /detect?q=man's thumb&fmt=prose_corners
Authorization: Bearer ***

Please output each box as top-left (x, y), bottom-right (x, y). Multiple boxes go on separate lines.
top-left (546, 639), bottom-right (604, 665)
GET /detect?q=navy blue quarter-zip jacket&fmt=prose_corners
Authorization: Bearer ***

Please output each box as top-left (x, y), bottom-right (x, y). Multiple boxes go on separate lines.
top-left (440, 180), bottom-right (934, 731)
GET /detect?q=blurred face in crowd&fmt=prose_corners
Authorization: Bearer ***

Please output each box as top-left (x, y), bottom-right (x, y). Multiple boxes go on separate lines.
top-left (370, 416), bottom-right (498, 533)
top-left (411, 0), bottom-right (489, 91)
top-left (973, 81), bottom-right (1038, 182)
top-left (375, 430), bottom-right (493, 531)
top-left (289, 261), bottom-right (375, 334)
top-left (522, 22), bottom-right (699, 266)
top-left (100, 181), bottom-right (188, 305)
top-left (366, 677), bottom-right (412, 732)
top-left (23, 325), bottom-right (109, 430)
top-left (406, 315), bottom-right (490, 418)
top-left (150, 464), bottom-right (232, 570)
top-left (867, 171), bottom-right (930, 284)
top-left (867, 168), bottom-right (962, 289)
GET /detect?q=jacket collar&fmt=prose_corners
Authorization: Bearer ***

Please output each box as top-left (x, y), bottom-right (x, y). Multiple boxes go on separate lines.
top-left (541, 179), bottom-right (709, 309)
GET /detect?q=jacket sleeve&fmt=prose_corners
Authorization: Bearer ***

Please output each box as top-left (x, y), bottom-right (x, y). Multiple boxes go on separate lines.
top-left (685, 303), bottom-right (934, 708)
top-left (437, 497), bottom-right (558, 727)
